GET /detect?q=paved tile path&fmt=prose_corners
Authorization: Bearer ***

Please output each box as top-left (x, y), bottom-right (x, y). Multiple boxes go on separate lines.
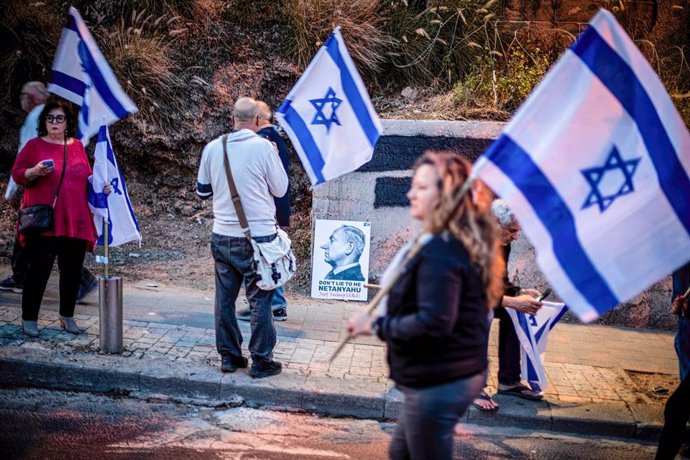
top-left (0, 272), bottom-right (679, 407)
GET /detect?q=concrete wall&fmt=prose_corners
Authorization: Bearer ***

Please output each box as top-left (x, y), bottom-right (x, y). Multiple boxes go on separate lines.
top-left (312, 119), bottom-right (676, 330)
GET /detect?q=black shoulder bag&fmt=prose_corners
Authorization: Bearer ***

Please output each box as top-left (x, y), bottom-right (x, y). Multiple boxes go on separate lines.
top-left (18, 140), bottom-right (67, 236)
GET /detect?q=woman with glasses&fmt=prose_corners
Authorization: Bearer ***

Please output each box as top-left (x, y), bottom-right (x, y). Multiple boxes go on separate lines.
top-left (11, 96), bottom-right (109, 337)
top-left (347, 151), bottom-right (504, 459)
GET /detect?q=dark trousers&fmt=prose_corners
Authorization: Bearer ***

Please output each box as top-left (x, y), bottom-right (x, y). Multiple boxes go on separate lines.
top-left (495, 306), bottom-right (521, 385)
top-left (656, 374), bottom-right (690, 460)
top-left (210, 233), bottom-right (276, 363)
top-left (22, 236), bottom-right (87, 321)
top-left (390, 372), bottom-right (486, 460)
top-left (12, 233), bottom-right (95, 292)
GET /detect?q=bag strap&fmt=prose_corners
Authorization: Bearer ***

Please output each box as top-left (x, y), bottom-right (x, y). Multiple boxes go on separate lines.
top-left (51, 140), bottom-right (68, 209)
top-left (222, 135), bottom-right (252, 241)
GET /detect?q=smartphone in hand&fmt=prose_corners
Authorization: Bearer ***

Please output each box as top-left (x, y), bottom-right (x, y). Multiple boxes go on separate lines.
top-left (42, 159), bottom-right (54, 168)
top-left (536, 288), bottom-right (552, 302)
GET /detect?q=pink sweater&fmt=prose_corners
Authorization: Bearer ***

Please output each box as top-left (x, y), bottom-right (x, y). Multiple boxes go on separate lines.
top-left (12, 137), bottom-right (97, 249)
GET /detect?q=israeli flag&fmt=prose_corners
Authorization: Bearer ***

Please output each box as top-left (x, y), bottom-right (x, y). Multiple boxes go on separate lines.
top-left (88, 124), bottom-right (141, 247)
top-left (507, 302), bottom-right (568, 391)
top-left (48, 7), bottom-right (137, 145)
top-left (275, 27), bottom-right (382, 186)
top-left (473, 10), bottom-right (690, 322)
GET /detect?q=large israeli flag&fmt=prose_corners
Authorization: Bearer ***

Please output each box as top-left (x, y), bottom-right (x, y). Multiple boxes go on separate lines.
top-left (507, 302), bottom-right (568, 391)
top-left (48, 7), bottom-right (137, 145)
top-left (88, 124), bottom-right (141, 247)
top-left (275, 27), bottom-right (382, 186)
top-left (473, 9), bottom-right (690, 322)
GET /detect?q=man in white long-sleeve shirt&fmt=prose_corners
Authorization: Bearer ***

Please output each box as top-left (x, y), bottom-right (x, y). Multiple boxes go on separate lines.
top-left (197, 97), bottom-right (288, 378)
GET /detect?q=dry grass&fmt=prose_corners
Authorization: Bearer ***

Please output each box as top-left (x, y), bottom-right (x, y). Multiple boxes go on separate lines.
top-left (284, 0), bottom-right (392, 74)
top-left (0, 1), bottom-right (63, 108)
top-left (96, 9), bottom-right (186, 130)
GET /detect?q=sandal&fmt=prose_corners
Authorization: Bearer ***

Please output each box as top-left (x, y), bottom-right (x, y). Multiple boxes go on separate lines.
top-left (498, 383), bottom-right (543, 401)
top-left (472, 391), bottom-right (499, 412)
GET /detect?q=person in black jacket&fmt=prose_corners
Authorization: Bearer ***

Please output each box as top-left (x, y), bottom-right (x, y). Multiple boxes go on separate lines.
top-left (237, 101), bottom-right (291, 322)
top-left (347, 151), bottom-right (504, 460)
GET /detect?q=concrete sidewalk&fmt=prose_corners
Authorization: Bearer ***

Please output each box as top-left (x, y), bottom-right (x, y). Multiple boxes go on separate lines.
top-left (0, 274), bottom-right (679, 440)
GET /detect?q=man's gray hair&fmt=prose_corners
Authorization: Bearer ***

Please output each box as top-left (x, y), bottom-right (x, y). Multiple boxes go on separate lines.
top-left (233, 97), bottom-right (258, 122)
top-left (338, 225), bottom-right (365, 260)
top-left (491, 199), bottom-right (517, 227)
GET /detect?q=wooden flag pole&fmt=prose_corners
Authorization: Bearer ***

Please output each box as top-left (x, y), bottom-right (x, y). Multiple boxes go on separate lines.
top-left (329, 177), bottom-right (477, 363)
top-left (329, 242), bottom-right (423, 363)
top-left (103, 217), bottom-right (109, 278)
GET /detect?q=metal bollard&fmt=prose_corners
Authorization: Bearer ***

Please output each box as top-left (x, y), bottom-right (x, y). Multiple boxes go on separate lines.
top-left (99, 276), bottom-right (123, 354)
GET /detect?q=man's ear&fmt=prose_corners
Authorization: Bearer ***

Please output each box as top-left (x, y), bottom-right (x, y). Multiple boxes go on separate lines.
top-left (345, 242), bottom-right (354, 255)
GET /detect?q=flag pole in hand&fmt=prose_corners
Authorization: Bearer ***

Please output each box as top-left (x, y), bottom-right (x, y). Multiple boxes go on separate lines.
top-left (103, 217), bottom-right (109, 278)
top-left (329, 241), bottom-right (423, 363)
top-left (329, 178), bottom-right (477, 363)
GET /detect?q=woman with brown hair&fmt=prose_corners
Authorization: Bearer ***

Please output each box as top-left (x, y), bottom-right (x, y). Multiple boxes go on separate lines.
top-left (11, 96), bottom-right (108, 337)
top-left (347, 150), bottom-right (504, 459)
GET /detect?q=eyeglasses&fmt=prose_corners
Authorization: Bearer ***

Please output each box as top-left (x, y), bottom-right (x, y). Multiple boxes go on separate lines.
top-left (46, 115), bottom-right (66, 123)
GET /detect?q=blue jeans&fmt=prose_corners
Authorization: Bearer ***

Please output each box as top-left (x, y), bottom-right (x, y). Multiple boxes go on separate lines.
top-left (272, 286), bottom-right (287, 310)
top-left (676, 315), bottom-right (690, 381)
top-left (242, 282), bottom-right (287, 311)
top-left (211, 233), bottom-right (276, 363)
top-left (390, 371), bottom-right (486, 460)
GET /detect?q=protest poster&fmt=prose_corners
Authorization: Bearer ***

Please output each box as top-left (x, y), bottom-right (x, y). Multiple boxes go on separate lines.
top-left (311, 219), bottom-right (371, 301)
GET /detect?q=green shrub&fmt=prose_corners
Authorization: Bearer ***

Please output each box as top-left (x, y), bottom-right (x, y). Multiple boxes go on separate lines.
top-left (379, 0), bottom-right (504, 88)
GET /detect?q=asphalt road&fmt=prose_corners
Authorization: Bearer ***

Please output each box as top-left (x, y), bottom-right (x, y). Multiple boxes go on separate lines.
top-left (0, 387), bottom-right (659, 459)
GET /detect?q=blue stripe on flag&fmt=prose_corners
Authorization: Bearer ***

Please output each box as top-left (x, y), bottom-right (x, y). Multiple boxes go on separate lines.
top-left (280, 102), bottom-right (326, 184)
top-left (102, 129), bottom-right (140, 232)
top-left (65, 12), bottom-right (132, 119)
top-left (76, 43), bottom-right (131, 119)
top-left (50, 71), bottom-right (87, 98)
top-left (572, 28), bottom-right (690, 238)
top-left (486, 135), bottom-right (619, 315)
top-left (66, 13), bottom-right (78, 32)
top-left (517, 313), bottom-right (539, 382)
top-left (324, 34), bottom-right (379, 147)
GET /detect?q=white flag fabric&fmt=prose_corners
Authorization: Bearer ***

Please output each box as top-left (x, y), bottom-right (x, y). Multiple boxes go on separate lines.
top-left (88, 124), bottom-right (141, 247)
top-left (506, 302), bottom-right (568, 391)
top-left (47, 7), bottom-right (137, 145)
top-left (473, 9), bottom-right (690, 322)
top-left (275, 27), bottom-right (382, 186)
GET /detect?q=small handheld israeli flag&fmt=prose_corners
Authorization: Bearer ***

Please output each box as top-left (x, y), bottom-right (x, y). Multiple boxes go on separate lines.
top-left (275, 27), bottom-right (382, 186)
top-left (48, 7), bottom-right (137, 145)
top-left (473, 9), bottom-right (690, 322)
top-left (88, 124), bottom-right (141, 247)
top-left (506, 302), bottom-right (568, 391)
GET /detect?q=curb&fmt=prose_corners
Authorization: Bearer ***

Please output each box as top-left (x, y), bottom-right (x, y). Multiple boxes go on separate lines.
top-left (0, 347), bottom-right (662, 440)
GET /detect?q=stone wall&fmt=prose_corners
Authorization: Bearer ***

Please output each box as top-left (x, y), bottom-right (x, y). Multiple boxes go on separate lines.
top-left (312, 119), bottom-right (676, 330)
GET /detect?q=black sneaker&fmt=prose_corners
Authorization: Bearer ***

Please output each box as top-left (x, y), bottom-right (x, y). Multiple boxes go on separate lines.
top-left (249, 359), bottom-right (282, 379)
top-left (0, 276), bottom-right (22, 293)
top-left (236, 308), bottom-right (251, 322)
top-left (272, 308), bottom-right (287, 321)
top-left (220, 355), bottom-right (248, 373)
top-left (237, 308), bottom-right (287, 322)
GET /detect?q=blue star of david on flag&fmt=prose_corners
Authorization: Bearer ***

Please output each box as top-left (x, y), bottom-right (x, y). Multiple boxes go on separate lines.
top-left (471, 10), bottom-right (690, 323)
top-left (581, 146), bottom-right (641, 212)
top-left (309, 87), bottom-right (342, 132)
top-left (275, 27), bottom-right (382, 187)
